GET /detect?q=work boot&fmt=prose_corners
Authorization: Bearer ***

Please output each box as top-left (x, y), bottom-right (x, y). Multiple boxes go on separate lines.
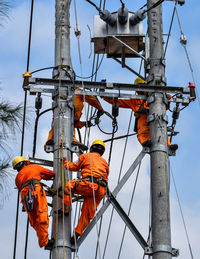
top-left (169, 144), bottom-right (178, 151)
top-left (70, 233), bottom-right (80, 245)
top-left (72, 141), bottom-right (88, 151)
top-left (44, 238), bottom-right (55, 250)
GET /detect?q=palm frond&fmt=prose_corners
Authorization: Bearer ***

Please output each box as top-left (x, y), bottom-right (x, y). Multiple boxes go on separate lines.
top-left (0, 157), bottom-right (14, 209)
top-left (0, 1), bottom-right (12, 24)
top-left (0, 100), bottom-right (24, 137)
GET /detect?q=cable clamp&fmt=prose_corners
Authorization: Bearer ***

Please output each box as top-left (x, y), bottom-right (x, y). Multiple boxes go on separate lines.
top-left (145, 245), bottom-right (179, 257)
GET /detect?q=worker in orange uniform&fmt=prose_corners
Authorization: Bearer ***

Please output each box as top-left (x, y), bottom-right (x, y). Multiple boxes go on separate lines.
top-left (103, 78), bottom-right (177, 149)
top-left (13, 156), bottom-right (55, 250)
top-left (62, 140), bottom-right (109, 244)
top-left (44, 88), bottom-right (104, 151)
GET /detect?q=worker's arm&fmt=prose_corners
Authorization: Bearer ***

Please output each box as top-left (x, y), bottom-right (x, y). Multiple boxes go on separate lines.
top-left (63, 154), bottom-right (84, 172)
top-left (83, 93), bottom-right (102, 110)
top-left (40, 166), bottom-right (55, 180)
top-left (103, 97), bottom-right (138, 109)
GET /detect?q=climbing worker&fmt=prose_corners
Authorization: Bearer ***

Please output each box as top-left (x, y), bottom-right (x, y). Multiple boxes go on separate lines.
top-left (44, 88), bottom-right (104, 152)
top-left (62, 140), bottom-right (109, 244)
top-left (103, 77), bottom-right (177, 149)
top-left (13, 156), bottom-right (55, 250)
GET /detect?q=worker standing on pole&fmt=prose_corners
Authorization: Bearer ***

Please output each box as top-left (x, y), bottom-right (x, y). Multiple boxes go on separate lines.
top-left (103, 78), bottom-right (177, 150)
top-left (62, 140), bottom-right (109, 244)
top-left (44, 88), bottom-right (104, 151)
top-left (13, 156), bottom-right (55, 250)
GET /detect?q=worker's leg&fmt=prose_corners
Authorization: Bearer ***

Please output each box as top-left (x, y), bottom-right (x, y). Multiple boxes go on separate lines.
top-left (63, 180), bottom-right (78, 207)
top-left (34, 186), bottom-right (49, 248)
top-left (75, 184), bottom-right (105, 236)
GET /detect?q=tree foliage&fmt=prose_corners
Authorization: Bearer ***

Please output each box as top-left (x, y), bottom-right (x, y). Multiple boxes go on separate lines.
top-left (0, 97), bottom-right (24, 208)
top-left (0, 1), bottom-right (11, 25)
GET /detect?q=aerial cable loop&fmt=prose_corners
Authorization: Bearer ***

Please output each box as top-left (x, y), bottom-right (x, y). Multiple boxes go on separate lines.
top-left (13, 0), bottom-right (35, 258)
top-left (75, 54), bottom-right (104, 80)
top-left (170, 165), bottom-right (194, 259)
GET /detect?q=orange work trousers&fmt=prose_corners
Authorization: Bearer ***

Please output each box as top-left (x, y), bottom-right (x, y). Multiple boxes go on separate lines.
top-left (63, 179), bottom-right (106, 236)
top-left (21, 185), bottom-right (49, 247)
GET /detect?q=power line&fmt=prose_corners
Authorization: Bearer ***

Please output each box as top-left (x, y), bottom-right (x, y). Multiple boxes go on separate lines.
top-left (13, 1), bottom-right (35, 258)
top-left (170, 165), bottom-right (194, 259)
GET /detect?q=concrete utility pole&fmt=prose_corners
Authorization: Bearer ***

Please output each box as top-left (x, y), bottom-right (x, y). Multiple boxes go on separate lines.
top-left (51, 0), bottom-right (72, 258)
top-left (147, 1), bottom-right (172, 258)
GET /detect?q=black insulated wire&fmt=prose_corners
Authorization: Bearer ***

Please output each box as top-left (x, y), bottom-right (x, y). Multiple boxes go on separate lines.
top-left (85, 0), bottom-right (102, 13)
top-left (13, 0), bottom-right (35, 258)
top-left (163, 1), bottom-right (177, 59)
top-left (119, 0), bottom-right (125, 9)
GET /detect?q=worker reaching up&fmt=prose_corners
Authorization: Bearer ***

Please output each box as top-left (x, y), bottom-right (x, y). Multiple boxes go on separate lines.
top-left (62, 140), bottom-right (109, 244)
top-left (103, 77), bottom-right (177, 150)
top-left (13, 156), bottom-right (55, 250)
top-left (44, 87), bottom-right (104, 152)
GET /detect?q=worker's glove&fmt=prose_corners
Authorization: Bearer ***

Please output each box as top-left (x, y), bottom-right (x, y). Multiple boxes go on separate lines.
top-left (97, 109), bottom-right (104, 118)
top-left (85, 120), bottom-right (93, 127)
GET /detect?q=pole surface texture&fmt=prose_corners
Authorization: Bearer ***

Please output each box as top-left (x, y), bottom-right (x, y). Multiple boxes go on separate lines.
top-left (52, 0), bottom-right (73, 258)
top-left (147, 1), bottom-right (172, 258)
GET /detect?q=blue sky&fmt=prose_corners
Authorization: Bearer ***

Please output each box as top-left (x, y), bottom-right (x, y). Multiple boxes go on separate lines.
top-left (0, 0), bottom-right (200, 258)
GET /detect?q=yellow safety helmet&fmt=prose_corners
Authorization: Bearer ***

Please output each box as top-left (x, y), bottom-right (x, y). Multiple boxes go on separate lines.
top-left (90, 140), bottom-right (105, 155)
top-left (134, 77), bottom-right (147, 85)
top-left (91, 140), bottom-right (105, 149)
top-left (12, 156), bottom-right (29, 169)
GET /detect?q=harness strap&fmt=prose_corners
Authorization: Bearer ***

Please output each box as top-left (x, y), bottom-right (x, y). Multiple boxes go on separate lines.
top-left (20, 179), bottom-right (41, 191)
top-left (83, 177), bottom-right (107, 187)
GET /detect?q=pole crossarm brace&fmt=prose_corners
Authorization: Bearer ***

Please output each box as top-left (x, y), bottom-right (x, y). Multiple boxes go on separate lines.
top-left (74, 150), bottom-right (146, 248)
top-left (112, 57), bottom-right (145, 80)
top-left (111, 35), bottom-right (146, 61)
top-left (107, 188), bottom-right (148, 249)
top-left (23, 77), bottom-right (194, 104)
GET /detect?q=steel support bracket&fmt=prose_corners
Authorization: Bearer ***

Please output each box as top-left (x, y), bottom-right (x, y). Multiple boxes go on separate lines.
top-left (150, 144), bottom-right (168, 153)
top-left (145, 245), bottom-right (179, 257)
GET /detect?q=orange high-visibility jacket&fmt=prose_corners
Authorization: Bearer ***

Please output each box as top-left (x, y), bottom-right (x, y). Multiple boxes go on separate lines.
top-left (104, 97), bottom-right (150, 145)
top-left (64, 152), bottom-right (109, 182)
top-left (104, 97), bottom-right (171, 145)
top-left (74, 88), bottom-right (102, 128)
top-left (15, 164), bottom-right (55, 190)
top-left (15, 164), bottom-right (54, 248)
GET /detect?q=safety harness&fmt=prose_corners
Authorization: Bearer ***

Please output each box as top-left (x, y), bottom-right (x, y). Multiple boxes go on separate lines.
top-left (20, 179), bottom-right (41, 212)
top-left (83, 176), bottom-right (107, 187)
